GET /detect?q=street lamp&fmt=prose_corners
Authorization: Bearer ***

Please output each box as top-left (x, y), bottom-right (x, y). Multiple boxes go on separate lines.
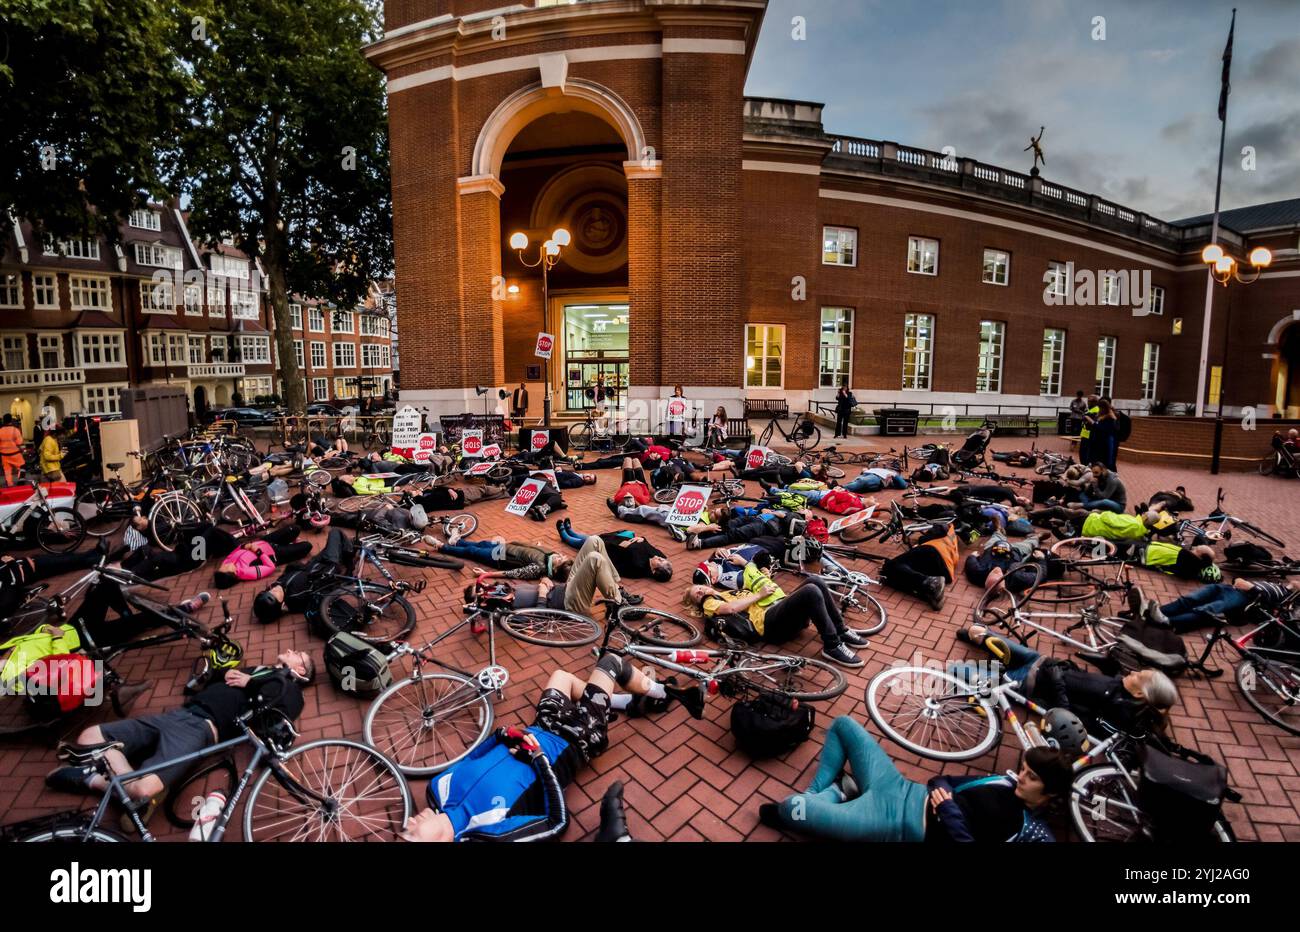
top-left (510, 228), bottom-right (570, 427)
top-left (1201, 243), bottom-right (1272, 286)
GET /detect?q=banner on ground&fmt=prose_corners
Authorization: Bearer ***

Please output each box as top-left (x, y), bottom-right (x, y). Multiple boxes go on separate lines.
top-left (529, 468), bottom-right (557, 487)
top-left (667, 484), bottom-right (712, 527)
top-left (506, 477), bottom-right (546, 516)
top-left (466, 461), bottom-right (497, 477)
top-left (828, 504), bottom-right (877, 536)
top-left (461, 429), bottom-right (484, 458)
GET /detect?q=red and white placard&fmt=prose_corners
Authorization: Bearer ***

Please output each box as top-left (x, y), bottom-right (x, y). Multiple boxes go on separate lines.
top-left (506, 478), bottom-right (546, 516)
top-left (828, 504), bottom-right (877, 536)
top-left (667, 484), bottom-right (711, 527)
top-left (461, 429), bottom-right (484, 458)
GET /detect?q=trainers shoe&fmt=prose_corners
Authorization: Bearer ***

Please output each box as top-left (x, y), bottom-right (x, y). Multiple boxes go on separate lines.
top-left (619, 589), bottom-right (645, 606)
top-left (838, 773), bottom-right (860, 799)
top-left (821, 642), bottom-right (864, 668)
top-left (686, 536), bottom-right (704, 551)
top-left (45, 764), bottom-right (96, 795)
top-left (922, 577), bottom-right (946, 612)
top-left (668, 525), bottom-right (688, 543)
top-left (1148, 602), bottom-right (1170, 626)
top-left (840, 628), bottom-right (870, 648)
top-left (595, 781), bottom-right (631, 843)
top-left (1126, 585), bottom-right (1147, 619)
top-left (606, 499), bottom-right (621, 518)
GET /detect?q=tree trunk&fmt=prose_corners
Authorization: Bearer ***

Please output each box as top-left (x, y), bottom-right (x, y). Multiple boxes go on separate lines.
top-left (263, 229), bottom-right (306, 414)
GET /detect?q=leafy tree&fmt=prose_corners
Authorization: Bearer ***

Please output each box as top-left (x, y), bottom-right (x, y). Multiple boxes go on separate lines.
top-left (170, 0), bottom-right (391, 413)
top-left (0, 0), bottom-right (186, 247)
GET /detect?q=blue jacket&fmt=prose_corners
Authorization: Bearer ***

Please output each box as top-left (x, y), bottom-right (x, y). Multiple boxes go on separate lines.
top-left (426, 729), bottom-right (572, 842)
top-left (926, 774), bottom-right (1055, 842)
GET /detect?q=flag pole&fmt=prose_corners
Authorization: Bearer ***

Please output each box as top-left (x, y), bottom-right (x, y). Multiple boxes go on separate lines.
top-left (1194, 7), bottom-right (1236, 418)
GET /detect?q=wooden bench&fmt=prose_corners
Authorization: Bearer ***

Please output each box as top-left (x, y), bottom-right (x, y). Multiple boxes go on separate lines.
top-left (745, 399), bottom-right (789, 421)
top-left (983, 414), bottom-right (1040, 437)
top-left (690, 417), bottom-right (752, 448)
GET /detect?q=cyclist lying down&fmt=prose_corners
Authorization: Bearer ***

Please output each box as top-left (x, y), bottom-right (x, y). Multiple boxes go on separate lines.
top-left (402, 654), bottom-right (704, 842)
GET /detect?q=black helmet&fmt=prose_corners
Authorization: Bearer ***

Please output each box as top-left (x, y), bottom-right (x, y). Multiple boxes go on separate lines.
top-left (1040, 707), bottom-right (1089, 756)
top-left (253, 589), bottom-right (285, 624)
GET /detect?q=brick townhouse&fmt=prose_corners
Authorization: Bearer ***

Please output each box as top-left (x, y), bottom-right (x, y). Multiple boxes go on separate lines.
top-left (0, 204), bottom-right (394, 433)
top-left (365, 0), bottom-right (1300, 425)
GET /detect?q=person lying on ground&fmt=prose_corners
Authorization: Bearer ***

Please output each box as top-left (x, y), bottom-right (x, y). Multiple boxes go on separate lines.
top-left (1030, 504), bottom-right (1170, 542)
top-left (963, 532), bottom-right (1047, 592)
top-left (761, 482), bottom-right (876, 516)
top-left (953, 622), bottom-right (1178, 735)
top-left (560, 534), bottom-right (640, 617)
top-left (838, 466), bottom-right (909, 493)
top-left (685, 504), bottom-right (809, 551)
top-left (400, 653), bottom-right (704, 842)
top-left (464, 577), bottom-right (568, 612)
top-left (692, 536), bottom-right (786, 587)
top-left (115, 516), bottom-right (238, 583)
top-left (761, 715), bottom-right (1072, 842)
top-left (879, 524), bottom-right (961, 611)
top-left (1150, 577), bottom-right (1293, 632)
top-left (330, 470), bottom-right (397, 498)
top-left (213, 526), bottom-right (313, 588)
top-left (252, 528), bottom-right (354, 623)
top-left (329, 500), bottom-right (431, 536)
top-left (309, 432), bottom-right (349, 458)
top-left (45, 650), bottom-right (314, 812)
top-left (556, 520), bottom-right (673, 582)
top-left (685, 572), bottom-right (867, 668)
top-left (414, 483), bottom-right (509, 512)
top-left (427, 536), bottom-right (573, 581)
top-left (0, 541), bottom-right (111, 616)
top-left (1115, 538), bottom-right (1219, 583)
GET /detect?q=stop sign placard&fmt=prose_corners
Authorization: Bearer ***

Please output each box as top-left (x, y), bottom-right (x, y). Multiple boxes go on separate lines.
top-left (668, 399), bottom-right (686, 418)
top-left (462, 429), bottom-right (483, 457)
top-left (516, 486), bottom-right (537, 505)
top-left (746, 446), bottom-right (772, 470)
top-left (535, 333), bottom-right (554, 359)
top-left (531, 429), bottom-right (550, 452)
top-left (481, 444), bottom-right (502, 460)
top-left (667, 484), bottom-right (712, 527)
top-left (506, 477), bottom-right (546, 516)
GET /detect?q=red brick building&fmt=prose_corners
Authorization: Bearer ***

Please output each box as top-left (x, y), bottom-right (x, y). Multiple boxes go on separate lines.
top-left (366, 0), bottom-right (1300, 426)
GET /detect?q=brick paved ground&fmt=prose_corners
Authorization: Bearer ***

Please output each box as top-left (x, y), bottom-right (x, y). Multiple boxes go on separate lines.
top-left (2, 430), bottom-right (1299, 841)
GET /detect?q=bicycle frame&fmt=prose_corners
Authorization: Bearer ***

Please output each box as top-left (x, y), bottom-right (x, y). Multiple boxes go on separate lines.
top-left (986, 562), bottom-right (1130, 652)
top-left (0, 482), bottom-right (55, 540)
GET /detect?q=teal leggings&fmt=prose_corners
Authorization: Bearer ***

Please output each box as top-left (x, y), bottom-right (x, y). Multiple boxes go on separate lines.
top-left (778, 716), bottom-right (927, 842)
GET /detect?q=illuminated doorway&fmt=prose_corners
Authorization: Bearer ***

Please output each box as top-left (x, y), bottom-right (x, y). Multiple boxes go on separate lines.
top-left (561, 302), bottom-right (629, 412)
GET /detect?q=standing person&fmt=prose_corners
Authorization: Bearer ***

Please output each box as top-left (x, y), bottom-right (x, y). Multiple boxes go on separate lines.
top-left (1068, 390), bottom-right (1087, 435)
top-left (511, 383), bottom-right (529, 421)
top-left (666, 385), bottom-right (686, 439)
top-left (1077, 394), bottom-right (1099, 465)
top-left (834, 386), bottom-right (855, 439)
top-left (0, 414), bottom-right (24, 486)
top-left (1090, 400), bottom-right (1119, 471)
top-left (38, 424), bottom-right (64, 481)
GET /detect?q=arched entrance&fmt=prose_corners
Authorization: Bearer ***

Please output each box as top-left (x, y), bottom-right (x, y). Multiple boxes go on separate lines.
top-left (193, 385), bottom-right (208, 420)
top-left (214, 384), bottom-right (229, 407)
top-left (1278, 325), bottom-right (1300, 418)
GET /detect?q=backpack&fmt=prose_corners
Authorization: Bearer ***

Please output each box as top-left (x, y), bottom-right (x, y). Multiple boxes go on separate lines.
top-left (804, 517), bottom-right (829, 543)
top-left (1116, 411), bottom-right (1132, 443)
top-left (1107, 616), bottom-right (1188, 676)
top-left (785, 535), bottom-right (824, 565)
top-left (1225, 541), bottom-right (1274, 565)
top-left (730, 690), bottom-right (814, 758)
top-left (23, 654), bottom-right (99, 717)
top-left (1138, 744), bottom-right (1234, 842)
top-left (325, 631), bottom-right (392, 697)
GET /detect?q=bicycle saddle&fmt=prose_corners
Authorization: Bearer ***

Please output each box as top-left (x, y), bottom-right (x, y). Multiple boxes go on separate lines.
top-left (105, 462), bottom-right (124, 471)
top-left (57, 739), bottom-right (125, 763)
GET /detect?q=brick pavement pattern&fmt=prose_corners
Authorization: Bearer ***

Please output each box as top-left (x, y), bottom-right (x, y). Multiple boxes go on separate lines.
top-left (3, 434), bottom-right (1300, 841)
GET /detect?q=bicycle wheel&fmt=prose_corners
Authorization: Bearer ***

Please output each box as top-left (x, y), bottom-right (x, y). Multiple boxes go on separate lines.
top-left (219, 499), bottom-right (261, 527)
top-left (243, 738), bottom-right (412, 842)
top-left (865, 666), bottom-right (999, 761)
top-left (793, 424), bottom-right (821, 453)
top-left (499, 609), bottom-right (603, 648)
top-left (36, 508), bottom-right (86, 554)
top-left (1024, 578), bottom-right (1106, 606)
top-left (1069, 765), bottom-right (1152, 842)
top-left (76, 486), bottom-right (130, 538)
top-left (835, 588), bottom-right (888, 636)
top-left (150, 495), bottom-right (204, 552)
top-left (1233, 520), bottom-right (1286, 550)
top-left (616, 608), bottom-right (701, 647)
top-left (731, 653), bottom-right (846, 701)
top-left (838, 518), bottom-right (889, 544)
top-left (653, 486), bottom-right (679, 505)
top-left (822, 464), bottom-right (846, 479)
top-left (164, 755), bottom-right (239, 830)
top-left (1050, 537), bottom-right (1117, 564)
top-left (446, 513), bottom-right (477, 538)
top-left (305, 468), bottom-right (332, 488)
top-left (380, 548), bottom-right (464, 571)
top-left (15, 818), bottom-right (128, 843)
top-left (1259, 454), bottom-right (1277, 477)
top-left (318, 588), bottom-right (417, 644)
top-left (364, 672), bottom-right (494, 776)
top-left (569, 423), bottom-right (592, 452)
top-left (1237, 656), bottom-right (1300, 736)
top-left (758, 423), bottom-right (775, 447)
top-left (718, 478), bottom-right (746, 499)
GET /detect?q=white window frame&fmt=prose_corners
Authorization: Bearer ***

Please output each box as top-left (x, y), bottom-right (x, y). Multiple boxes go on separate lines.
top-left (78, 331), bottom-right (125, 368)
top-left (32, 273), bottom-right (59, 309)
top-left (184, 282), bottom-right (203, 316)
top-left (818, 307), bottom-right (854, 389)
top-left (206, 280), bottom-right (226, 317)
top-left (1095, 336), bottom-right (1117, 398)
top-left (0, 273), bottom-right (21, 308)
top-left (1101, 271), bottom-right (1122, 306)
top-left (1, 334), bottom-right (27, 371)
top-left (902, 314), bottom-right (934, 391)
top-left (133, 243), bottom-right (183, 270)
top-left (129, 209), bottom-right (162, 232)
top-left (308, 307), bottom-right (325, 333)
top-left (381, 344), bottom-right (391, 368)
top-left (333, 341), bottom-right (356, 369)
top-left (1149, 286), bottom-right (1165, 317)
top-left (70, 275), bottom-right (112, 312)
top-left (976, 320), bottom-right (1005, 393)
top-left (167, 333), bottom-right (186, 365)
top-left (231, 288), bottom-right (259, 320)
top-left (82, 384), bottom-right (126, 416)
top-left (1040, 328), bottom-right (1066, 397)
top-left (210, 334), bottom-right (228, 361)
top-left (312, 377), bottom-right (329, 401)
top-left (982, 249), bottom-right (1010, 286)
top-left (334, 376), bottom-right (358, 400)
top-left (209, 255), bottom-right (250, 279)
top-left (290, 303), bottom-right (303, 330)
top-left (310, 341), bottom-right (327, 368)
top-left (294, 339), bottom-right (305, 368)
top-left (360, 315), bottom-right (383, 337)
top-left (188, 335), bottom-right (206, 365)
top-left (44, 238), bottom-right (100, 260)
top-left (1141, 343), bottom-right (1161, 401)
top-left (907, 236), bottom-right (939, 276)
top-left (238, 335), bottom-right (271, 364)
top-left (1047, 261), bottom-right (1069, 299)
top-left (744, 324), bottom-right (785, 389)
top-left (332, 310), bottom-right (355, 334)
top-left (361, 343), bottom-right (384, 368)
top-left (822, 226), bottom-right (857, 267)
top-left (37, 333), bottom-right (63, 369)
top-left (139, 279), bottom-right (175, 314)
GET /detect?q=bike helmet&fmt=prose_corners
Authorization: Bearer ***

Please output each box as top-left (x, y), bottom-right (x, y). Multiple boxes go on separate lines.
top-left (1200, 563), bottom-right (1223, 583)
top-left (409, 504), bottom-right (430, 531)
top-left (307, 511), bottom-right (331, 529)
top-left (477, 581), bottom-right (516, 611)
top-left (207, 637), bottom-right (244, 671)
top-left (1039, 707), bottom-right (1089, 756)
top-left (253, 590), bottom-right (286, 624)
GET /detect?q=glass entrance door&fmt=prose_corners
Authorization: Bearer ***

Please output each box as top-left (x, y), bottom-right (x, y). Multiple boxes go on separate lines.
top-left (562, 303), bottom-right (629, 412)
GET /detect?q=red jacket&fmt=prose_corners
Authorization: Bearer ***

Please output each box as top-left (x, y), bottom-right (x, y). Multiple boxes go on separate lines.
top-left (614, 481), bottom-right (652, 506)
top-left (818, 489), bottom-right (866, 515)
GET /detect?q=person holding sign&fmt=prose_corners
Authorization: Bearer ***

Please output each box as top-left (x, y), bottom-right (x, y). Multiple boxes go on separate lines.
top-left (555, 521), bottom-right (673, 582)
top-left (665, 386), bottom-right (687, 439)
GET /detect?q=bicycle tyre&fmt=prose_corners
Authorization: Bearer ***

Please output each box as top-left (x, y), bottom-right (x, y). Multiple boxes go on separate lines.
top-left (732, 653), bottom-right (847, 701)
top-left (76, 486), bottom-right (130, 538)
top-left (653, 486), bottom-right (679, 505)
top-left (15, 818), bottom-right (129, 843)
top-left (1258, 454), bottom-right (1277, 477)
top-left (793, 425), bottom-right (821, 453)
top-left (1050, 537), bottom-right (1118, 564)
top-left (1234, 520), bottom-right (1286, 550)
top-left (318, 587), bottom-right (417, 644)
top-left (382, 549), bottom-right (464, 571)
top-left (616, 608), bottom-right (701, 647)
top-left (499, 609), bottom-right (603, 647)
top-left (865, 666), bottom-right (999, 761)
top-left (1069, 764), bottom-right (1152, 842)
top-left (836, 588), bottom-right (888, 636)
top-left (447, 513), bottom-right (477, 538)
top-left (1237, 656), bottom-right (1300, 736)
top-left (569, 424), bottom-right (592, 452)
top-left (304, 468), bottom-right (332, 488)
top-left (150, 495), bottom-right (205, 552)
top-left (364, 672), bottom-right (495, 776)
top-left (164, 755), bottom-right (239, 830)
top-left (758, 423), bottom-right (775, 447)
top-left (243, 738), bottom-right (412, 842)
top-left (36, 508), bottom-right (86, 555)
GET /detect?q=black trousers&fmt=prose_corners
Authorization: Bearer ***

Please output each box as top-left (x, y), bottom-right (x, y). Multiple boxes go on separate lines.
top-left (881, 546), bottom-right (950, 598)
top-left (762, 579), bottom-right (845, 649)
top-left (834, 411), bottom-right (851, 437)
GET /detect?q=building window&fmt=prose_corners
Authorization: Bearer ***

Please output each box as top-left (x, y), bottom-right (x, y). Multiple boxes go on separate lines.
top-left (1047, 261), bottom-right (1069, 299)
top-left (206, 280), bottom-right (226, 317)
top-left (210, 334), bottom-right (227, 361)
top-left (818, 308), bottom-right (853, 389)
top-left (822, 227), bottom-right (857, 267)
top-left (0, 274), bottom-right (20, 308)
top-left (361, 314), bottom-right (383, 336)
top-left (209, 255), bottom-right (249, 279)
top-left (334, 376), bottom-right (358, 400)
top-left (33, 274), bottom-right (59, 309)
top-left (239, 335), bottom-right (271, 364)
top-left (143, 333), bottom-right (166, 366)
top-left (312, 377), bottom-right (329, 401)
top-left (907, 237), bottom-right (939, 276)
top-left (381, 344), bottom-right (391, 367)
top-left (38, 334), bottom-right (62, 369)
top-left (1040, 329), bottom-right (1066, 396)
top-left (744, 324), bottom-right (784, 389)
top-left (168, 333), bottom-right (186, 364)
top-left (294, 340), bottom-right (304, 368)
top-left (1149, 286), bottom-right (1165, 317)
top-left (332, 310), bottom-right (354, 334)
top-left (188, 335), bottom-right (206, 365)
top-left (290, 303), bottom-right (303, 329)
top-left (310, 341), bottom-right (326, 368)
top-left (129, 209), bottom-right (162, 232)
top-left (333, 341), bottom-right (356, 369)
top-left (976, 321), bottom-right (1005, 393)
top-left (240, 376), bottom-right (273, 400)
top-left (1095, 336), bottom-right (1116, 398)
top-left (70, 275), bottom-right (112, 311)
top-left (361, 343), bottom-right (384, 368)
top-left (184, 283), bottom-right (203, 315)
top-left (231, 288), bottom-right (259, 320)
top-left (1141, 343), bottom-right (1160, 401)
top-left (1101, 272), bottom-right (1122, 306)
top-left (2, 335), bottom-right (27, 371)
top-left (82, 385), bottom-right (123, 415)
top-left (139, 279), bottom-right (174, 313)
top-left (78, 332), bottom-right (124, 367)
top-left (308, 307), bottom-right (325, 332)
top-left (902, 314), bottom-right (934, 390)
top-left (982, 249), bottom-right (1010, 286)
top-left (44, 238), bottom-right (100, 260)
top-left (133, 243), bottom-right (182, 269)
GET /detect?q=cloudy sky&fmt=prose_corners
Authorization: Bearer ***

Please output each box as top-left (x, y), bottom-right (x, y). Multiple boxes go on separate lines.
top-left (747, 0), bottom-right (1300, 221)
